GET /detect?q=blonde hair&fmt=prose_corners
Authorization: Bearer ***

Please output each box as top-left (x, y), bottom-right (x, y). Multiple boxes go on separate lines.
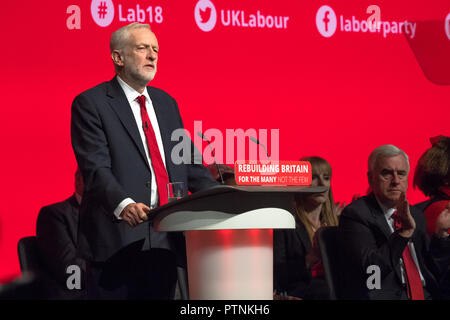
top-left (296, 156), bottom-right (339, 243)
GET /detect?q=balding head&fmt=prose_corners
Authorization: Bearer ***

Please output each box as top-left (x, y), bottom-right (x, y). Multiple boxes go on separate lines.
top-left (110, 23), bottom-right (152, 52)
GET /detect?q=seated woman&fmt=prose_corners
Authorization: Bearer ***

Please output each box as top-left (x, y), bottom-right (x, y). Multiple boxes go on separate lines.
top-left (273, 156), bottom-right (339, 299)
top-left (413, 135), bottom-right (450, 299)
top-left (414, 135), bottom-right (450, 230)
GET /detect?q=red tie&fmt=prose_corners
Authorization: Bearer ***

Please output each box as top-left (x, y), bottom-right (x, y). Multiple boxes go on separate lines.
top-left (391, 210), bottom-right (425, 300)
top-left (137, 95), bottom-right (169, 206)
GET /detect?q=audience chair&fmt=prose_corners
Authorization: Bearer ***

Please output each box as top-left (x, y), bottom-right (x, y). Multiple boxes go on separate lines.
top-left (17, 236), bottom-right (41, 273)
top-left (0, 236), bottom-right (44, 299)
top-left (317, 226), bottom-right (340, 300)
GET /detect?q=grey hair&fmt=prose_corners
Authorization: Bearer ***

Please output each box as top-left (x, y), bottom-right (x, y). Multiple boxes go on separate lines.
top-left (368, 144), bottom-right (410, 173)
top-left (110, 23), bottom-right (151, 52)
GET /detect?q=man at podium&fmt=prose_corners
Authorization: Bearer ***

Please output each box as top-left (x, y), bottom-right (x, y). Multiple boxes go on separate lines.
top-left (71, 22), bottom-right (217, 299)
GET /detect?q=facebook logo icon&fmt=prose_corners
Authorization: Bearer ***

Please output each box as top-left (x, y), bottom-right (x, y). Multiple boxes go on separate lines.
top-left (316, 5), bottom-right (337, 37)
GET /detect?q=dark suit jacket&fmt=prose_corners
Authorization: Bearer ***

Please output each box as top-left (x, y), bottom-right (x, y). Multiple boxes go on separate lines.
top-left (274, 221), bottom-right (329, 299)
top-left (36, 194), bottom-right (86, 299)
top-left (71, 77), bottom-right (217, 264)
top-left (337, 193), bottom-right (450, 300)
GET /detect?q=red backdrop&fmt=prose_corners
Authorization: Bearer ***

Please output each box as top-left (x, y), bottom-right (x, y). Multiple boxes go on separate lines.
top-left (0, 0), bottom-right (449, 281)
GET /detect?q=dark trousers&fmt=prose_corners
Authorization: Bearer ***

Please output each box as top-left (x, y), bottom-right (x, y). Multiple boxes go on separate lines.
top-left (86, 244), bottom-right (177, 300)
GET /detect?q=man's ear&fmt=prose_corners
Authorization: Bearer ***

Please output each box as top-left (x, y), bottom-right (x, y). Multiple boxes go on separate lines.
top-left (111, 50), bottom-right (124, 67)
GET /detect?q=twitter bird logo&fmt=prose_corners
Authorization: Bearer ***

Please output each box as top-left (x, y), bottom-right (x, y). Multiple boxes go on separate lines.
top-left (195, 0), bottom-right (217, 32)
top-left (200, 7), bottom-right (211, 23)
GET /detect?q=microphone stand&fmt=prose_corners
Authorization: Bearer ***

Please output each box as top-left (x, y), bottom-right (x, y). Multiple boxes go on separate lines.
top-left (197, 132), bottom-right (225, 185)
top-left (249, 136), bottom-right (272, 162)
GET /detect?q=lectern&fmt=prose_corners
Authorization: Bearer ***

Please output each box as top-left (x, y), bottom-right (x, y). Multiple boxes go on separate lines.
top-left (151, 185), bottom-right (326, 300)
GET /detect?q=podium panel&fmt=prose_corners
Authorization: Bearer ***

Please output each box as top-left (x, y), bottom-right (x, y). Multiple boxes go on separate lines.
top-left (152, 185), bottom-right (326, 300)
top-left (186, 228), bottom-right (273, 300)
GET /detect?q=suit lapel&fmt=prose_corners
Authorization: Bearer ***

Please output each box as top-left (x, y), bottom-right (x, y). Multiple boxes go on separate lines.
top-left (107, 77), bottom-right (150, 169)
top-left (366, 193), bottom-right (404, 283)
top-left (366, 193), bottom-right (392, 239)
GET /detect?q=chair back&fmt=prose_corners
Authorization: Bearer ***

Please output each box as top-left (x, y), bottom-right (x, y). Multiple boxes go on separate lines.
top-left (17, 236), bottom-right (40, 273)
top-left (317, 226), bottom-right (340, 300)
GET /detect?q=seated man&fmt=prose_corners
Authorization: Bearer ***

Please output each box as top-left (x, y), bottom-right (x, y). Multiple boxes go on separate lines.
top-left (338, 145), bottom-right (450, 300)
top-left (36, 168), bottom-right (86, 299)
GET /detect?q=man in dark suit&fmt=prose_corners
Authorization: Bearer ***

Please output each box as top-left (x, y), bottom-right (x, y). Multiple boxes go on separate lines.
top-left (71, 23), bottom-right (217, 299)
top-left (36, 168), bottom-right (86, 299)
top-left (338, 145), bottom-right (450, 300)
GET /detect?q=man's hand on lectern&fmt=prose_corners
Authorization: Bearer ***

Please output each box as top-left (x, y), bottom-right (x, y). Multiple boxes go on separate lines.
top-left (120, 203), bottom-right (150, 227)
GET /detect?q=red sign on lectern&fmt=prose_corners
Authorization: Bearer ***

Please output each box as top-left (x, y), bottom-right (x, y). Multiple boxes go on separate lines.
top-left (234, 161), bottom-right (312, 186)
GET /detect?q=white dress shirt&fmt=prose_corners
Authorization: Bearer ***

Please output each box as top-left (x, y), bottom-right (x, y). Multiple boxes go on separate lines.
top-left (113, 76), bottom-right (167, 219)
top-left (377, 200), bottom-right (426, 286)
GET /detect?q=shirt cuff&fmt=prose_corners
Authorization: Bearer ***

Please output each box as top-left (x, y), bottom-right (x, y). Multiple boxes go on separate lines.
top-left (114, 198), bottom-right (135, 220)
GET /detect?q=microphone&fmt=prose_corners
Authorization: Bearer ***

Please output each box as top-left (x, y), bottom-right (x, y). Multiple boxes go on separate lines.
top-left (197, 132), bottom-right (225, 185)
top-left (249, 136), bottom-right (272, 162)
top-left (144, 121), bottom-right (149, 131)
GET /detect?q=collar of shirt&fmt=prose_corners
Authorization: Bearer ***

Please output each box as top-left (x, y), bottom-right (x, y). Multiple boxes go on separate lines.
top-left (115, 75), bottom-right (165, 209)
top-left (116, 76), bottom-right (151, 106)
top-left (375, 199), bottom-right (397, 233)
